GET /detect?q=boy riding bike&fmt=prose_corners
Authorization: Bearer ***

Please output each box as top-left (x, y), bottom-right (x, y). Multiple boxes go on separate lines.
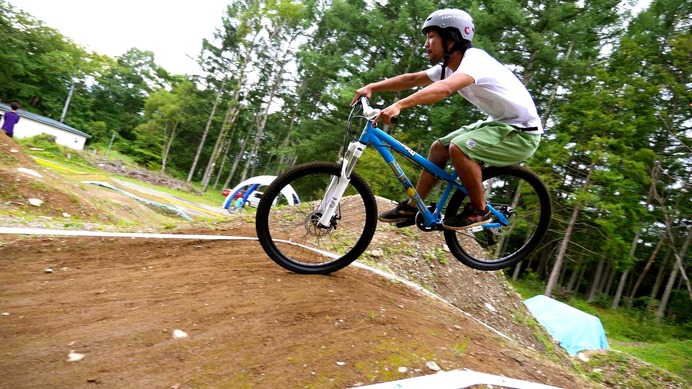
top-left (351, 8), bottom-right (543, 231)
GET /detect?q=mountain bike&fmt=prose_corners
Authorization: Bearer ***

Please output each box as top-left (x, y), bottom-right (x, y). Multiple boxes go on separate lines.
top-left (255, 97), bottom-right (551, 274)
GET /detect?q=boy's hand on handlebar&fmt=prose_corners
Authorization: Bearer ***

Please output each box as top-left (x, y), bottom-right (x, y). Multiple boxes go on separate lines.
top-left (350, 87), bottom-right (372, 106)
top-left (373, 104), bottom-right (400, 126)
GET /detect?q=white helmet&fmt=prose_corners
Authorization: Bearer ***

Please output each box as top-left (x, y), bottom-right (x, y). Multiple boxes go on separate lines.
top-left (422, 9), bottom-right (475, 42)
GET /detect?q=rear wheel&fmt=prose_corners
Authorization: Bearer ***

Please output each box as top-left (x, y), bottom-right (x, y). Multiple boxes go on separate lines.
top-left (443, 165), bottom-right (551, 271)
top-left (255, 161), bottom-right (378, 274)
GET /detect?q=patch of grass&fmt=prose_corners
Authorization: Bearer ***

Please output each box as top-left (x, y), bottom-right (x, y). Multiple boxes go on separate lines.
top-left (569, 299), bottom-right (672, 343)
top-left (505, 274), bottom-right (544, 299)
top-left (612, 340), bottom-right (691, 383)
top-left (584, 350), bottom-right (687, 388)
top-left (453, 335), bottom-right (470, 356)
top-left (18, 135), bottom-right (98, 173)
top-left (509, 308), bottom-right (563, 361)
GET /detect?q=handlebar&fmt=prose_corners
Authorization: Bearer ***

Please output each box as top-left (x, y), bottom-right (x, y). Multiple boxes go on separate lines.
top-left (357, 97), bottom-right (399, 124)
top-left (359, 97), bottom-right (379, 119)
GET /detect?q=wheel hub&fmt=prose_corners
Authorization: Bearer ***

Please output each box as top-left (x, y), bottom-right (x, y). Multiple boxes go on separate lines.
top-left (305, 212), bottom-right (333, 237)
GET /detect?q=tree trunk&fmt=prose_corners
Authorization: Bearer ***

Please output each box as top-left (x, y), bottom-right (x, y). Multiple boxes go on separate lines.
top-left (652, 162), bottom-right (692, 304)
top-left (647, 250), bottom-right (672, 311)
top-left (202, 106), bottom-right (234, 191)
top-left (201, 51), bottom-right (249, 190)
top-left (244, 34), bottom-right (296, 178)
top-left (223, 127), bottom-right (254, 189)
top-left (187, 78), bottom-right (225, 182)
top-left (545, 163), bottom-right (594, 296)
top-left (212, 137), bottom-right (232, 189)
top-left (161, 120), bottom-right (179, 173)
top-left (611, 271), bottom-right (629, 309)
top-left (587, 260), bottom-right (605, 302)
top-left (566, 266), bottom-right (579, 294)
top-left (627, 234), bottom-right (665, 308)
top-left (656, 229), bottom-right (691, 321)
top-left (575, 265), bottom-right (587, 297)
top-left (276, 80), bottom-right (308, 173)
top-left (657, 255), bottom-right (678, 321)
top-left (511, 261), bottom-right (522, 281)
top-left (604, 266), bottom-right (616, 297)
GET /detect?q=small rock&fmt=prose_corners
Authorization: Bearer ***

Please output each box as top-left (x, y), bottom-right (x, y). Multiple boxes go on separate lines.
top-left (45, 268), bottom-right (53, 274)
top-left (28, 198), bottom-right (43, 207)
top-left (425, 361), bottom-right (441, 371)
top-left (398, 366), bottom-right (408, 373)
top-left (1, 312), bottom-right (9, 316)
top-left (336, 361), bottom-right (346, 366)
top-left (17, 168), bottom-right (42, 178)
top-left (67, 350), bottom-right (85, 362)
top-left (370, 249), bottom-right (384, 257)
top-left (172, 329), bottom-right (188, 339)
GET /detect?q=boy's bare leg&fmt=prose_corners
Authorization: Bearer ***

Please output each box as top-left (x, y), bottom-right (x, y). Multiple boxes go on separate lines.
top-left (449, 144), bottom-right (485, 210)
top-left (407, 140), bottom-right (449, 206)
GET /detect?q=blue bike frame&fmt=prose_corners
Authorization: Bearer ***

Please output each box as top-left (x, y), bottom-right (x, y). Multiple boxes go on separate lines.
top-left (358, 120), bottom-right (460, 227)
top-left (316, 104), bottom-right (510, 231)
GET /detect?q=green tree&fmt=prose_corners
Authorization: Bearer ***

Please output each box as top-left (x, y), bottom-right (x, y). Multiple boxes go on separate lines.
top-left (89, 48), bottom-right (170, 144)
top-left (0, 1), bottom-right (93, 117)
top-left (132, 81), bottom-right (202, 172)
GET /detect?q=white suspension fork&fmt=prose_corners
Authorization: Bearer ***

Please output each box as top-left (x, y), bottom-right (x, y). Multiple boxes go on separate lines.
top-left (317, 141), bottom-right (366, 227)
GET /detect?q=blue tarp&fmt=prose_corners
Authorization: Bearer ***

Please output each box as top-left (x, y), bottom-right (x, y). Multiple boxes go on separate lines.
top-left (524, 295), bottom-right (609, 355)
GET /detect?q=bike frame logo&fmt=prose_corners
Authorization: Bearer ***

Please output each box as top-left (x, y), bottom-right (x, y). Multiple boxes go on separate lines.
top-left (397, 140), bottom-right (416, 157)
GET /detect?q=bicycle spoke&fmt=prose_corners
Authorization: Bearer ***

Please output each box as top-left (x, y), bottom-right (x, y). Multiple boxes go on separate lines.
top-left (444, 165), bottom-right (551, 271)
top-left (255, 162), bottom-right (378, 274)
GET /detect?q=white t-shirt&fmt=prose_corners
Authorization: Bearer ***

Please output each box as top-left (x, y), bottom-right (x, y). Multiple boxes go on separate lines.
top-left (426, 48), bottom-right (543, 134)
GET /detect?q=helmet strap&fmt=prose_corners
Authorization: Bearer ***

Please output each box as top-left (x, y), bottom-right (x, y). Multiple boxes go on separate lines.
top-left (440, 53), bottom-right (451, 80)
top-left (435, 29), bottom-right (464, 81)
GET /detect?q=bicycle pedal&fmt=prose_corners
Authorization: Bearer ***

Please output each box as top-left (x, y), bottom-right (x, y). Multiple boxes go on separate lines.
top-left (395, 219), bottom-right (415, 228)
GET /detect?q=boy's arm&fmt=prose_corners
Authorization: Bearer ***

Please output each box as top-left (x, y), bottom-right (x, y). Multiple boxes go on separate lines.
top-left (374, 72), bottom-right (475, 125)
top-left (351, 70), bottom-right (432, 105)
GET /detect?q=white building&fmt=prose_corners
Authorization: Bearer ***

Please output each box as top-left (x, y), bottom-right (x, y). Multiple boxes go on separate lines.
top-left (0, 102), bottom-right (91, 150)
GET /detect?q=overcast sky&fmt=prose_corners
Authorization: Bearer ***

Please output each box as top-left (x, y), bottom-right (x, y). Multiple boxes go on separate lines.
top-left (10, 0), bottom-right (652, 77)
top-left (10, 0), bottom-right (230, 76)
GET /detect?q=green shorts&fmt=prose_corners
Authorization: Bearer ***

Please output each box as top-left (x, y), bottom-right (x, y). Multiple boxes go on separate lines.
top-left (439, 121), bottom-right (541, 166)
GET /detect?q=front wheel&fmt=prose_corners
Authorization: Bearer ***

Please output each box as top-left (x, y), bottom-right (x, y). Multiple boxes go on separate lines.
top-left (444, 165), bottom-right (551, 271)
top-left (255, 161), bottom-right (378, 274)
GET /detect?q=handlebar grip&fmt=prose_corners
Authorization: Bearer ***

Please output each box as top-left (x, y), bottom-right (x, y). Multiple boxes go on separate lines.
top-left (391, 116), bottom-right (399, 124)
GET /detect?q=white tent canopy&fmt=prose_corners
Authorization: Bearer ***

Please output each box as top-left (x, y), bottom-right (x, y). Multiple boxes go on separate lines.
top-left (222, 175), bottom-right (299, 209)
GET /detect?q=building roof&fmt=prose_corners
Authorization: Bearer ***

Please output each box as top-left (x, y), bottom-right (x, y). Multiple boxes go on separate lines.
top-left (0, 102), bottom-right (91, 138)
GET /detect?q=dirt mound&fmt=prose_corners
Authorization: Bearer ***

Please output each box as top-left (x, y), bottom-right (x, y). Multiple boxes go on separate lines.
top-left (92, 159), bottom-right (200, 194)
top-left (0, 133), bottom-right (104, 221)
top-left (0, 134), bottom-right (208, 230)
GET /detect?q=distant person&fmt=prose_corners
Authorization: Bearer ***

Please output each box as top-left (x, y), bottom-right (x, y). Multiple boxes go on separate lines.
top-left (1, 102), bottom-right (21, 138)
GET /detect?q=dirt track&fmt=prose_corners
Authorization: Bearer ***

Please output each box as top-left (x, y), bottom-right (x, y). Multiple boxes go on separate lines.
top-left (0, 221), bottom-right (592, 389)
